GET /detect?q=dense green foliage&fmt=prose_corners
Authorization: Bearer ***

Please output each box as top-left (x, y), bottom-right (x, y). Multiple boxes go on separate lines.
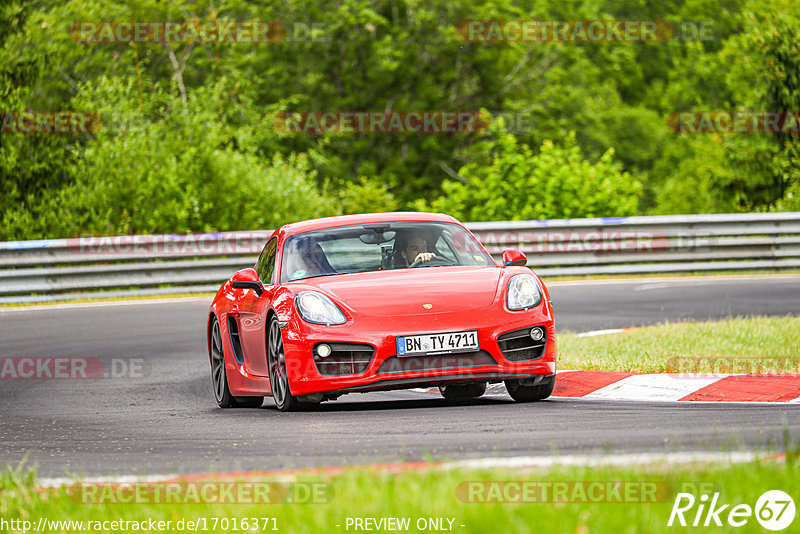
top-left (1, 0), bottom-right (798, 239)
top-left (422, 123), bottom-right (641, 221)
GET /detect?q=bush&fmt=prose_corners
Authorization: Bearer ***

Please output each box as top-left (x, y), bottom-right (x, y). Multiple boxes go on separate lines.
top-left (423, 121), bottom-right (642, 222)
top-left (3, 76), bottom-right (338, 238)
top-left (337, 177), bottom-right (398, 215)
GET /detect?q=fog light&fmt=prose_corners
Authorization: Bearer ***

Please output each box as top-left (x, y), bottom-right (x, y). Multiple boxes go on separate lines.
top-left (316, 343), bottom-right (332, 358)
top-left (529, 327), bottom-right (545, 341)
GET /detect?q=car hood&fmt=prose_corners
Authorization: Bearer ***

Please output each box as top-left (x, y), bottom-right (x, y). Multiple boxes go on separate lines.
top-left (309, 266), bottom-right (502, 316)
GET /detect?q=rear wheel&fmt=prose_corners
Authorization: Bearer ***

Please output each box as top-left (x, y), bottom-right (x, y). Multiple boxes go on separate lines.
top-left (505, 375), bottom-right (555, 402)
top-left (268, 317), bottom-right (300, 412)
top-left (210, 317), bottom-right (263, 408)
top-left (439, 382), bottom-right (487, 401)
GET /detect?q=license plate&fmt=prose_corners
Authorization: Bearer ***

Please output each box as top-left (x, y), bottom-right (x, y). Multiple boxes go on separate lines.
top-left (396, 330), bottom-right (479, 357)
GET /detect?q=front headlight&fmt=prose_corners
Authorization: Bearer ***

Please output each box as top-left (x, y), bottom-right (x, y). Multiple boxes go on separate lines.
top-left (506, 274), bottom-right (542, 310)
top-left (295, 291), bottom-right (346, 325)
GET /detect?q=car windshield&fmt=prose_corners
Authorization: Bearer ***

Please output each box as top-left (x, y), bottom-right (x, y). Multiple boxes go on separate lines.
top-left (280, 221), bottom-right (494, 282)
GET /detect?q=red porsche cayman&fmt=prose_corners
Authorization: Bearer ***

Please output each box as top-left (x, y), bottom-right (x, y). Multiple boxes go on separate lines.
top-left (207, 212), bottom-right (556, 411)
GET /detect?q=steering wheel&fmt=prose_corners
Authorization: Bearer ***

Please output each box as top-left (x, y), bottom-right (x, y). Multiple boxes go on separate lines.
top-left (408, 256), bottom-right (456, 268)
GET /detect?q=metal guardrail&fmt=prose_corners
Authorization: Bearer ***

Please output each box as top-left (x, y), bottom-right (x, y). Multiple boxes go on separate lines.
top-left (1, 213), bottom-right (799, 303)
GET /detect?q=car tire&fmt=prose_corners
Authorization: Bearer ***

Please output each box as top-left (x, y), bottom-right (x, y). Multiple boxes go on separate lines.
top-left (210, 316), bottom-right (264, 408)
top-left (505, 375), bottom-right (555, 402)
top-left (439, 382), bottom-right (487, 401)
top-left (268, 316), bottom-right (300, 412)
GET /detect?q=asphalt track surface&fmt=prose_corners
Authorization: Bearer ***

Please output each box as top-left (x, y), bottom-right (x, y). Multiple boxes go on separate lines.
top-left (1, 275), bottom-right (798, 476)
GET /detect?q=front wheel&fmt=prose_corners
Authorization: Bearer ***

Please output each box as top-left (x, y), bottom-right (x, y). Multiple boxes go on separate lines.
top-left (210, 317), bottom-right (263, 408)
top-left (268, 317), bottom-right (300, 412)
top-left (505, 375), bottom-right (555, 402)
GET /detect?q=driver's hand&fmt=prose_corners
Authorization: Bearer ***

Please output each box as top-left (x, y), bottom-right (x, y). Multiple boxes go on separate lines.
top-left (415, 252), bottom-right (436, 263)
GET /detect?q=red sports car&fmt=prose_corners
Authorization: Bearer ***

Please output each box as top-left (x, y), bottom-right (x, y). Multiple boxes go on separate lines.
top-left (207, 212), bottom-right (556, 411)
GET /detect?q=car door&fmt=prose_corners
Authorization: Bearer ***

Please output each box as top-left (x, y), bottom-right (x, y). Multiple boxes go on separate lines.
top-left (238, 237), bottom-right (278, 377)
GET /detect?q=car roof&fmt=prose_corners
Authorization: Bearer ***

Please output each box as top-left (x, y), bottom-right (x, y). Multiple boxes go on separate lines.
top-left (278, 212), bottom-right (460, 238)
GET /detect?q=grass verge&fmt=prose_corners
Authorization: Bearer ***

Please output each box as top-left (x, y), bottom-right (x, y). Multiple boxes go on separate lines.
top-left (558, 315), bottom-right (800, 374)
top-left (2, 458), bottom-right (798, 534)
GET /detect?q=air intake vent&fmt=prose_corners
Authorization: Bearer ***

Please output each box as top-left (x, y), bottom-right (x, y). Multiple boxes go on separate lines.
top-left (376, 350), bottom-right (496, 374)
top-left (497, 326), bottom-right (547, 362)
top-left (227, 316), bottom-right (245, 365)
top-left (313, 343), bottom-right (374, 375)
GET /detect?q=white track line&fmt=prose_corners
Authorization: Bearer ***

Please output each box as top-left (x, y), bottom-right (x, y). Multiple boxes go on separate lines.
top-left (585, 374), bottom-right (723, 402)
top-left (575, 328), bottom-right (626, 337)
top-left (443, 451), bottom-right (763, 470)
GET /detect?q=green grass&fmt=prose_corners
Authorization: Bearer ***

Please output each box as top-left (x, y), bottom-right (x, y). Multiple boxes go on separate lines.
top-left (3, 458), bottom-right (798, 534)
top-left (558, 316), bottom-right (800, 374)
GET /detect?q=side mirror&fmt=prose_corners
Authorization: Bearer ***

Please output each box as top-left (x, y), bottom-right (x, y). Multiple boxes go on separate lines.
top-left (230, 268), bottom-right (264, 295)
top-left (502, 249), bottom-right (527, 267)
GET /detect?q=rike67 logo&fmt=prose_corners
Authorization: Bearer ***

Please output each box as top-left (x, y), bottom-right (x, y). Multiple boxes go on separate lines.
top-left (668, 490), bottom-right (795, 531)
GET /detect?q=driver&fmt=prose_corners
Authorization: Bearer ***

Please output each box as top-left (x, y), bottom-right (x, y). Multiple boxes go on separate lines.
top-left (394, 232), bottom-right (436, 267)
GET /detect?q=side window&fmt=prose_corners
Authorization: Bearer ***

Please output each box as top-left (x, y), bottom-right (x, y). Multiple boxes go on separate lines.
top-left (446, 228), bottom-right (488, 264)
top-left (433, 234), bottom-right (456, 263)
top-left (255, 238), bottom-right (278, 284)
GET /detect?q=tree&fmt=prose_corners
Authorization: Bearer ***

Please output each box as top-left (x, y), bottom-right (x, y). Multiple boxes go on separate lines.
top-left (421, 120), bottom-right (641, 221)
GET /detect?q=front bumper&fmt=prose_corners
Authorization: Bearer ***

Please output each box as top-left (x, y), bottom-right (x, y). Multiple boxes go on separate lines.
top-left (282, 306), bottom-right (556, 397)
